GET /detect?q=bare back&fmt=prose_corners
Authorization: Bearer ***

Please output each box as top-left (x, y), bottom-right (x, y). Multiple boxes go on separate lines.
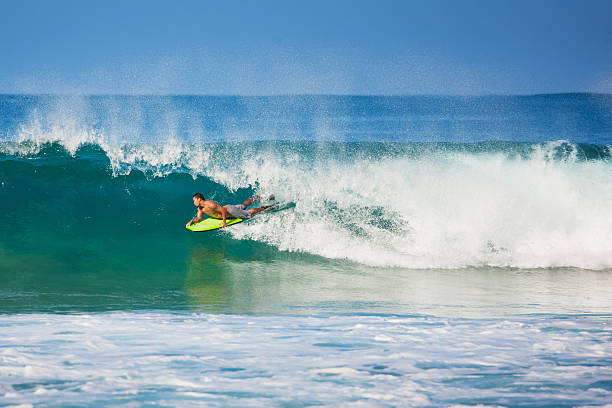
top-left (197, 200), bottom-right (225, 219)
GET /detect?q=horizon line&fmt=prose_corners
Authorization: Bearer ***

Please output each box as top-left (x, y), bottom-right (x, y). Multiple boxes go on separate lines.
top-left (0, 91), bottom-right (610, 98)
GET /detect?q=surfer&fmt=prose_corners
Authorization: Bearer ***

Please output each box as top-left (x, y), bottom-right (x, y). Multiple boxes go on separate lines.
top-left (186, 193), bottom-right (273, 228)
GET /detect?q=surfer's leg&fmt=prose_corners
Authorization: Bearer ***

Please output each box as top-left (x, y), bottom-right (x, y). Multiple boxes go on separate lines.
top-left (248, 205), bottom-right (273, 216)
top-left (242, 195), bottom-right (261, 207)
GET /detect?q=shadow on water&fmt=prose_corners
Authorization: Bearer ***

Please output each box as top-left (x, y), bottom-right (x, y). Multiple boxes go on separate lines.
top-left (183, 231), bottom-right (282, 313)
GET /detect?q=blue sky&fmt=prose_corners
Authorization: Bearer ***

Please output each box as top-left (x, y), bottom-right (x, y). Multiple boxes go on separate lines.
top-left (1, 0), bottom-right (611, 95)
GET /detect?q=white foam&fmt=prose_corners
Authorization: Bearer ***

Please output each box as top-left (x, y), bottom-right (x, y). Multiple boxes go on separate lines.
top-left (0, 312), bottom-right (610, 407)
top-left (224, 146), bottom-right (612, 269)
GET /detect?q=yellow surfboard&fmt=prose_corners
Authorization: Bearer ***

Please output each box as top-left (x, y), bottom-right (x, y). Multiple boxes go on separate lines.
top-left (186, 217), bottom-right (243, 232)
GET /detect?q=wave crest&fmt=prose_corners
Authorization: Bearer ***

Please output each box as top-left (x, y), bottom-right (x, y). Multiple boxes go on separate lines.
top-left (3, 135), bottom-right (612, 269)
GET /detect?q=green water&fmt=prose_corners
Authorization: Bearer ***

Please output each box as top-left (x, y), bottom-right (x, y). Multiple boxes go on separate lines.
top-left (3, 229), bottom-right (612, 316)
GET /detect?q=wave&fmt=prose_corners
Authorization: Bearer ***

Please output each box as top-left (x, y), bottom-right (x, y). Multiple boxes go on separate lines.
top-left (2, 137), bottom-right (612, 270)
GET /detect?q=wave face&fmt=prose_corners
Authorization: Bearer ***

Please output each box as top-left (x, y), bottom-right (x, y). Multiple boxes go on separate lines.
top-left (2, 139), bottom-right (612, 269)
top-left (1, 94), bottom-right (612, 270)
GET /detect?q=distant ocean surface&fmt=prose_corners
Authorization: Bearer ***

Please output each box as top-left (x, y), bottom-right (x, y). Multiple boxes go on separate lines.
top-left (1, 94), bottom-right (612, 407)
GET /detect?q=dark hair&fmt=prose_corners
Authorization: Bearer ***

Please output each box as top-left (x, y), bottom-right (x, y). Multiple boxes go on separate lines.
top-left (193, 193), bottom-right (204, 200)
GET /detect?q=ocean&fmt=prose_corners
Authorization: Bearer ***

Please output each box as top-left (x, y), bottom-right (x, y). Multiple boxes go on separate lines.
top-left (1, 94), bottom-right (611, 407)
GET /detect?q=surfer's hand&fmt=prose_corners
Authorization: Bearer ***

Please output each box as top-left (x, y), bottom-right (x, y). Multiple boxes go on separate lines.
top-left (186, 221), bottom-right (192, 227)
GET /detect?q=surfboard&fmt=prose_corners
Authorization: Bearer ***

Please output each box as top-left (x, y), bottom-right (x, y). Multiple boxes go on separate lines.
top-left (186, 217), bottom-right (243, 232)
top-left (185, 201), bottom-right (295, 232)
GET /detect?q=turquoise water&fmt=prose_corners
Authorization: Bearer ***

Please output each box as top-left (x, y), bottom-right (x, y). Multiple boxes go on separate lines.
top-left (1, 94), bottom-right (612, 406)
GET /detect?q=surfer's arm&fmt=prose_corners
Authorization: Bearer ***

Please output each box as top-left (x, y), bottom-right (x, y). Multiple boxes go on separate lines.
top-left (220, 206), bottom-right (227, 228)
top-left (186, 209), bottom-right (203, 227)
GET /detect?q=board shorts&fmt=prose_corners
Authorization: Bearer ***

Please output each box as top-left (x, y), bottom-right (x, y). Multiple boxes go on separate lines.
top-left (225, 204), bottom-right (252, 219)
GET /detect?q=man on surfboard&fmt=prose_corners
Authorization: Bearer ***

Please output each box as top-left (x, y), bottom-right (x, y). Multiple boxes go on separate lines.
top-left (186, 193), bottom-right (273, 228)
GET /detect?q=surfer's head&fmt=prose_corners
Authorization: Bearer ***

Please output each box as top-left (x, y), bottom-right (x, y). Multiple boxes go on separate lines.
top-left (192, 193), bottom-right (204, 206)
